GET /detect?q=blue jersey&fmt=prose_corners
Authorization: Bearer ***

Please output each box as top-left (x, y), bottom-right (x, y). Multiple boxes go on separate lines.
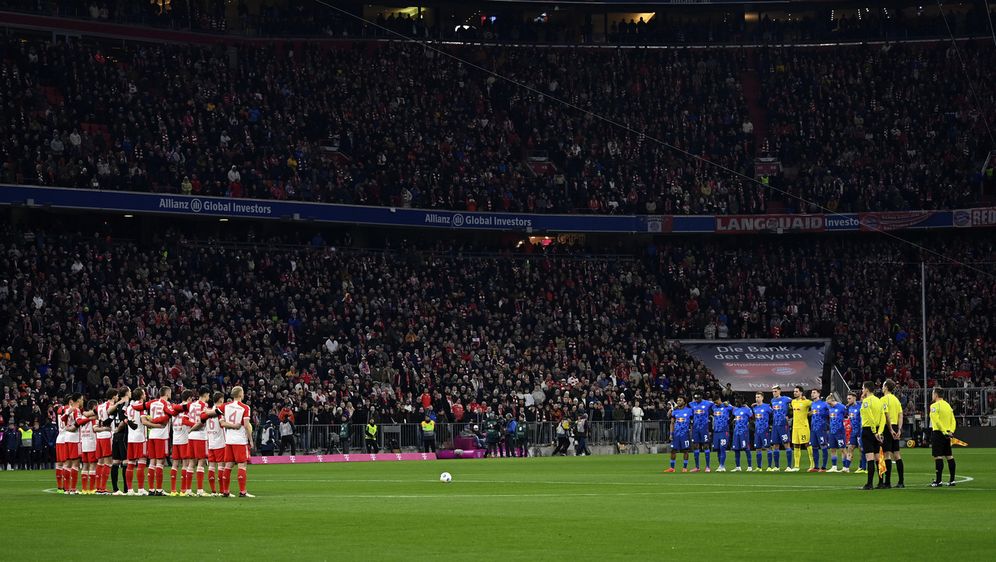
top-left (690, 400), bottom-right (711, 431)
top-left (752, 403), bottom-right (772, 430)
top-left (711, 404), bottom-right (733, 433)
top-left (847, 402), bottom-right (862, 431)
top-left (733, 407), bottom-right (752, 434)
top-left (828, 403), bottom-right (847, 434)
top-left (810, 400), bottom-right (829, 432)
top-left (671, 407), bottom-right (693, 435)
top-left (771, 396), bottom-right (792, 427)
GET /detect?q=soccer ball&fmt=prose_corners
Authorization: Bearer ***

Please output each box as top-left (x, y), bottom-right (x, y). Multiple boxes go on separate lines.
top-left (439, 472), bottom-right (452, 483)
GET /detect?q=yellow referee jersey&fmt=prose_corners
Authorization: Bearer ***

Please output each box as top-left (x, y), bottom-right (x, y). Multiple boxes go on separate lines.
top-left (882, 393), bottom-right (903, 426)
top-left (860, 394), bottom-right (886, 434)
top-left (930, 399), bottom-right (956, 434)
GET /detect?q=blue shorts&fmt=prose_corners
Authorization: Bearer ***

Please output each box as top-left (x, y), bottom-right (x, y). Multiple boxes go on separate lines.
top-left (770, 425), bottom-right (790, 446)
top-left (811, 430), bottom-right (828, 448)
top-left (753, 429), bottom-right (770, 449)
top-left (692, 428), bottom-right (710, 445)
top-left (732, 431), bottom-right (750, 451)
top-left (672, 434), bottom-right (691, 452)
top-left (712, 432), bottom-right (729, 450)
top-left (830, 431), bottom-right (846, 449)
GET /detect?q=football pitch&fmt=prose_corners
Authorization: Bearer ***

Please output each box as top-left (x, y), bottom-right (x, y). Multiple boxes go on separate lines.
top-left (2, 449), bottom-right (993, 560)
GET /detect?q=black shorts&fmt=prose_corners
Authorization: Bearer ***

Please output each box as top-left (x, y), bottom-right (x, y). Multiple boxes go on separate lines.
top-left (861, 428), bottom-right (878, 455)
top-left (931, 431), bottom-right (953, 458)
top-left (881, 425), bottom-right (900, 453)
top-left (112, 433), bottom-right (128, 461)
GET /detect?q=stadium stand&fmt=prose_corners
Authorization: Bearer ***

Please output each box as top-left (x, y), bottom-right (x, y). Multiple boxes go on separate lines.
top-left (1, 223), bottom-right (992, 437)
top-left (0, 33), bottom-right (991, 215)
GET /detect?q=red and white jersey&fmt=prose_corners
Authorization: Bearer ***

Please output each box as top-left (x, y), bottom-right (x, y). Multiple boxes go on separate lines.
top-left (126, 400), bottom-right (148, 443)
top-left (223, 401), bottom-right (251, 445)
top-left (187, 400), bottom-right (207, 440)
top-left (172, 411), bottom-right (190, 445)
top-left (55, 405), bottom-right (68, 445)
top-left (96, 401), bottom-right (113, 441)
top-left (80, 419), bottom-right (97, 453)
top-left (63, 407), bottom-right (82, 444)
top-left (147, 398), bottom-right (173, 440)
top-left (205, 408), bottom-right (226, 450)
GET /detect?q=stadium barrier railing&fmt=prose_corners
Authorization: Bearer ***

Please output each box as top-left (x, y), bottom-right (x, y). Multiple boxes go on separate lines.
top-left (257, 420), bottom-right (673, 455)
top-left (893, 387), bottom-right (996, 432)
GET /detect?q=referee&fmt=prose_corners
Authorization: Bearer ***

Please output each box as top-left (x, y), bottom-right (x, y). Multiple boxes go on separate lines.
top-left (929, 387), bottom-right (957, 487)
top-left (880, 379), bottom-right (904, 488)
top-left (859, 381), bottom-right (886, 490)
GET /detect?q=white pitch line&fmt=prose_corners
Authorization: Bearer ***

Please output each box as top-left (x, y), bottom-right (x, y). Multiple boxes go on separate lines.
top-left (250, 475), bottom-right (976, 489)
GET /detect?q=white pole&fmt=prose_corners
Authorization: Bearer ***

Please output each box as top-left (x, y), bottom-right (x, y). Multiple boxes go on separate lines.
top-left (921, 261), bottom-right (929, 420)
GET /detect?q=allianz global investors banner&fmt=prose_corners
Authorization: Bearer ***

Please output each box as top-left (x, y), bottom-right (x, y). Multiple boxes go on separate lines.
top-left (677, 339), bottom-right (830, 391)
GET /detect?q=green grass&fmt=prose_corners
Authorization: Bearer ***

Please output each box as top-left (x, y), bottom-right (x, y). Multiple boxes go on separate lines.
top-left (1, 449), bottom-right (993, 560)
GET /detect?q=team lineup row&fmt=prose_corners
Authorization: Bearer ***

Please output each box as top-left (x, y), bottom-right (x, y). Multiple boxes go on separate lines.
top-left (52, 385), bottom-right (255, 497)
top-left (664, 381), bottom-right (960, 489)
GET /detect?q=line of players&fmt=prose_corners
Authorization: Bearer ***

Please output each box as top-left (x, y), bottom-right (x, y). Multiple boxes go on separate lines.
top-left (665, 385), bottom-right (869, 473)
top-left (53, 385), bottom-right (255, 497)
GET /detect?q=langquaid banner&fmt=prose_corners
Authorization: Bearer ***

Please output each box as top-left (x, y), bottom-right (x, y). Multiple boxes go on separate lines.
top-left (677, 339), bottom-right (831, 391)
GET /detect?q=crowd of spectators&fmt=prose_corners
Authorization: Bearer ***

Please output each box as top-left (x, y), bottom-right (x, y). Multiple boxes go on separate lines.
top-left (1, 32), bottom-right (992, 216)
top-left (0, 36), bottom-right (755, 215)
top-left (761, 42), bottom-right (995, 213)
top-left (1, 223), bottom-right (993, 444)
